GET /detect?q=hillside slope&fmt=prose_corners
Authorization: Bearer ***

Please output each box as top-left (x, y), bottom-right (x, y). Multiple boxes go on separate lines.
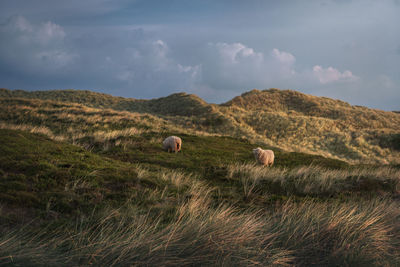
top-left (1, 128), bottom-right (400, 266)
top-left (0, 127), bottom-right (349, 222)
top-left (1, 88), bottom-right (399, 164)
top-left (1, 94), bottom-right (400, 266)
top-left (220, 89), bottom-right (400, 163)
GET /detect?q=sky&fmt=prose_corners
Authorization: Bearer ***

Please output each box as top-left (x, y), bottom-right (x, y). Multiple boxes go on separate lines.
top-left (0, 0), bottom-right (399, 110)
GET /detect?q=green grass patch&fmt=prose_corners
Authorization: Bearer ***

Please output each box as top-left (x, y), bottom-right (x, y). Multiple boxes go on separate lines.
top-left (0, 129), bottom-right (145, 218)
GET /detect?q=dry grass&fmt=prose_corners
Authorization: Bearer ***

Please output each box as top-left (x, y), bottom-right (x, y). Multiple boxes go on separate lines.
top-left (220, 89), bottom-right (400, 163)
top-left (223, 108), bottom-right (400, 164)
top-left (227, 163), bottom-right (400, 197)
top-left (91, 127), bottom-right (144, 143)
top-left (2, 88), bottom-right (400, 164)
top-left (269, 198), bottom-right (400, 266)
top-left (0, 98), bottom-right (220, 149)
top-left (1, 192), bottom-right (399, 266)
top-left (0, 149), bottom-right (399, 266)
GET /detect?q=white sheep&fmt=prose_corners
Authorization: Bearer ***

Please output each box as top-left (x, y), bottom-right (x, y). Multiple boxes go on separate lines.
top-left (162, 136), bottom-right (182, 153)
top-left (252, 147), bottom-right (274, 166)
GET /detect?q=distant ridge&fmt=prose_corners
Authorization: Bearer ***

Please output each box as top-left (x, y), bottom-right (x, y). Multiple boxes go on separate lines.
top-left (223, 88), bottom-right (352, 114)
top-left (0, 88), bottom-right (151, 113)
top-left (1, 87), bottom-right (399, 163)
top-left (0, 88), bottom-right (215, 116)
top-left (1, 87), bottom-right (394, 118)
top-left (221, 88), bottom-right (399, 129)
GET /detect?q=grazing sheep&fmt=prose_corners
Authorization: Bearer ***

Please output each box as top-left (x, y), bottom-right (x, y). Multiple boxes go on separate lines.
top-left (163, 136), bottom-right (182, 153)
top-left (252, 147), bottom-right (274, 166)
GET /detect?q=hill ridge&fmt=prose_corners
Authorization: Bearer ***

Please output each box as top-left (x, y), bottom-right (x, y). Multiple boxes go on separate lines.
top-left (1, 87), bottom-right (399, 164)
top-left (0, 88), bottom-right (215, 116)
top-left (2, 87), bottom-right (398, 116)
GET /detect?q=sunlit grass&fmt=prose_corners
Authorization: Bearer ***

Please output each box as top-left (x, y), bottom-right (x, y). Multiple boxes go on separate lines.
top-left (1, 194), bottom-right (399, 266)
top-left (1, 89), bottom-right (400, 164)
top-left (1, 89), bottom-right (400, 266)
top-left (227, 163), bottom-right (400, 198)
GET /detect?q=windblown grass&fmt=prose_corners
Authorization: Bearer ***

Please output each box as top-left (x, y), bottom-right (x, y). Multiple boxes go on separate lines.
top-left (270, 198), bottom-right (400, 266)
top-left (228, 163), bottom-right (400, 198)
top-left (0, 130), bottom-right (399, 266)
top-left (1, 196), bottom-right (399, 266)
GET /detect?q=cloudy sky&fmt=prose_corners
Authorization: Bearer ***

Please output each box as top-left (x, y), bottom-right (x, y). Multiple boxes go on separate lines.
top-left (0, 0), bottom-right (399, 110)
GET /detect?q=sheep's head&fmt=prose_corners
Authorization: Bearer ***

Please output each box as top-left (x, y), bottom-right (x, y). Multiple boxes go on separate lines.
top-left (252, 147), bottom-right (261, 156)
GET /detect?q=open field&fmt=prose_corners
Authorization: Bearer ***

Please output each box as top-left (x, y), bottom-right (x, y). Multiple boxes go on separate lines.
top-left (1, 89), bottom-right (400, 266)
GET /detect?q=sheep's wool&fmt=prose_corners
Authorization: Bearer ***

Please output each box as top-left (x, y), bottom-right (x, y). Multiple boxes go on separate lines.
top-left (253, 147), bottom-right (274, 166)
top-left (163, 136), bottom-right (182, 153)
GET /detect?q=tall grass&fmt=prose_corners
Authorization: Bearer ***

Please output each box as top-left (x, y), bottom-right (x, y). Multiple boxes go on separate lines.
top-left (1, 163), bottom-right (399, 266)
top-left (1, 196), bottom-right (399, 266)
top-left (227, 163), bottom-right (400, 197)
top-left (0, 183), bottom-right (292, 266)
top-left (271, 199), bottom-right (400, 266)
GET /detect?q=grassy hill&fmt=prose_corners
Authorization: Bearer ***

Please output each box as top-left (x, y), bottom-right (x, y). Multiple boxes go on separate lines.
top-left (1, 87), bottom-right (400, 164)
top-left (1, 88), bottom-right (400, 265)
top-left (1, 129), bottom-right (399, 266)
top-left (220, 89), bottom-right (400, 163)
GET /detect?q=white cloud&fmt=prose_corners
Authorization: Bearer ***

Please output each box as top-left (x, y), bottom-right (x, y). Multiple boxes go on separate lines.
top-left (1, 15), bottom-right (66, 45)
top-left (152, 40), bottom-right (168, 60)
top-left (0, 15), bottom-right (75, 72)
top-left (197, 42), bottom-right (363, 102)
top-left (202, 43), bottom-right (297, 94)
top-left (312, 65), bottom-right (359, 84)
top-left (271, 48), bottom-right (296, 65)
top-left (178, 64), bottom-right (201, 79)
top-left (214, 42), bottom-right (263, 64)
top-left (271, 48), bottom-right (297, 77)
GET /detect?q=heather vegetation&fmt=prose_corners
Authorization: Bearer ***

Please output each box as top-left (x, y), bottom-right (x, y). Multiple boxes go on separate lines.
top-left (1, 88), bottom-right (400, 266)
